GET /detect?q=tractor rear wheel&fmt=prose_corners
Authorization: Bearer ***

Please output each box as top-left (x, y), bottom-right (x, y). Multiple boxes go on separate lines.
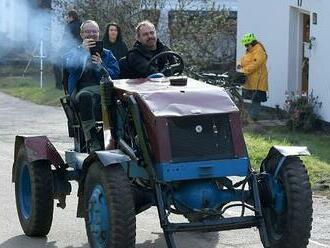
top-left (14, 147), bottom-right (54, 236)
top-left (84, 162), bottom-right (136, 248)
top-left (262, 157), bottom-right (313, 248)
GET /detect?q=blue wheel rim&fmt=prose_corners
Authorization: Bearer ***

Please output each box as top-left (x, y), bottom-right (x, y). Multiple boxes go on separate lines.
top-left (88, 184), bottom-right (110, 247)
top-left (19, 163), bottom-right (32, 219)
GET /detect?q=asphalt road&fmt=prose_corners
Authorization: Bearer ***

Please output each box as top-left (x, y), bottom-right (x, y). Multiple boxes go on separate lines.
top-left (0, 92), bottom-right (329, 248)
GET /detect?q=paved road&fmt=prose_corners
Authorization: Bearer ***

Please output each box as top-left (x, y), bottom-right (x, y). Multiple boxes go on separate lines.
top-left (0, 92), bottom-right (329, 248)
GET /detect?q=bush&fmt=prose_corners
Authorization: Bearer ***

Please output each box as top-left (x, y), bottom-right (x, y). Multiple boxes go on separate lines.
top-left (284, 92), bottom-right (322, 132)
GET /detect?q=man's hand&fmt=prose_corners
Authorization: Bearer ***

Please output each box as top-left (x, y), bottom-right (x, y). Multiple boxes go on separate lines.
top-left (91, 52), bottom-right (102, 64)
top-left (82, 39), bottom-right (95, 51)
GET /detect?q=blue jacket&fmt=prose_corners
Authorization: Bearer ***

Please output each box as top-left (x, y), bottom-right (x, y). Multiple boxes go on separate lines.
top-left (65, 46), bottom-right (120, 95)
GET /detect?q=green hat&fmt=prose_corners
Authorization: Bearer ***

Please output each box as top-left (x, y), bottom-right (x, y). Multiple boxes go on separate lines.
top-left (241, 33), bottom-right (257, 46)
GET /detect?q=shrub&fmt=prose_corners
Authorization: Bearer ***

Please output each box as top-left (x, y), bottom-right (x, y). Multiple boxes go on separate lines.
top-left (284, 91), bottom-right (322, 132)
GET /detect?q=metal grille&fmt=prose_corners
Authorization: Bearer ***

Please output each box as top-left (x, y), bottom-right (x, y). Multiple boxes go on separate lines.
top-left (168, 114), bottom-right (234, 162)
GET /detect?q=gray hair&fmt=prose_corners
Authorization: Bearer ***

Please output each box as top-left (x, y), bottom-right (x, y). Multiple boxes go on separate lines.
top-left (80, 20), bottom-right (99, 32)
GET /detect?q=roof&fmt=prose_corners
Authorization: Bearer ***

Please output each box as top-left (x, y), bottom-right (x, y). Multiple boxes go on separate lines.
top-left (113, 77), bottom-right (239, 117)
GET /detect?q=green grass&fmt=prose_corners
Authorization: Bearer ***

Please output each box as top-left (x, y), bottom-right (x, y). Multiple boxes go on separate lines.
top-left (0, 75), bottom-right (63, 106)
top-left (245, 126), bottom-right (330, 186)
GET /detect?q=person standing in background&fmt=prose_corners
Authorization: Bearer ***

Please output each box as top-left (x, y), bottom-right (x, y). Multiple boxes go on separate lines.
top-left (53, 9), bottom-right (82, 89)
top-left (237, 33), bottom-right (268, 121)
top-left (64, 9), bottom-right (82, 48)
top-left (102, 22), bottom-right (128, 60)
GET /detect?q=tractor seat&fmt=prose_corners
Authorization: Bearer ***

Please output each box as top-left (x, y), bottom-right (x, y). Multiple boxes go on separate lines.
top-left (60, 95), bottom-right (81, 137)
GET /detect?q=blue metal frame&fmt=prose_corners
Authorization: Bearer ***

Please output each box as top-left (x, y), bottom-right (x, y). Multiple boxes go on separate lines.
top-left (88, 184), bottom-right (110, 247)
top-left (171, 180), bottom-right (248, 211)
top-left (156, 157), bottom-right (249, 182)
top-left (19, 163), bottom-right (32, 219)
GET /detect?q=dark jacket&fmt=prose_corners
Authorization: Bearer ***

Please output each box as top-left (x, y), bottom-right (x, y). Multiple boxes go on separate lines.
top-left (103, 26), bottom-right (128, 60)
top-left (126, 39), bottom-right (171, 78)
top-left (65, 46), bottom-right (119, 95)
top-left (63, 19), bottom-right (82, 52)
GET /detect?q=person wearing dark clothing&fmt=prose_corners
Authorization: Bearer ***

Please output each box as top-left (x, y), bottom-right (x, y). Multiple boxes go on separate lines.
top-left (65, 20), bottom-right (120, 151)
top-left (102, 22), bottom-right (128, 60)
top-left (63, 9), bottom-right (82, 51)
top-left (126, 20), bottom-right (171, 78)
top-left (53, 9), bottom-right (82, 89)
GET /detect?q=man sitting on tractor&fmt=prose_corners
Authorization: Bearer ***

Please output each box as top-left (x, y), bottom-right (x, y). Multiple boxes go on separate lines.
top-left (125, 20), bottom-right (173, 78)
top-left (65, 20), bottom-right (120, 151)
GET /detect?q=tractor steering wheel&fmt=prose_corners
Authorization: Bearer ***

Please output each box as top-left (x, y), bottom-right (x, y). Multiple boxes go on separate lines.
top-left (146, 51), bottom-right (184, 77)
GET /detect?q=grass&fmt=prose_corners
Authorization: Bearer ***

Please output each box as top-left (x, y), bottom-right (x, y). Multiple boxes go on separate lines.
top-left (245, 126), bottom-right (330, 186)
top-left (1, 74), bottom-right (329, 188)
top-left (0, 75), bottom-right (63, 106)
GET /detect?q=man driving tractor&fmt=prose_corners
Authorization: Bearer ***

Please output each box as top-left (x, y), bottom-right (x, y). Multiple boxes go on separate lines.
top-left (126, 20), bottom-right (174, 78)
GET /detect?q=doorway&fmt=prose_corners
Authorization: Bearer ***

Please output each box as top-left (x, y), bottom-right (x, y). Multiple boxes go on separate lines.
top-left (301, 13), bottom-right (310, 94)
top-left (287, 8), bottom-right (310, 95)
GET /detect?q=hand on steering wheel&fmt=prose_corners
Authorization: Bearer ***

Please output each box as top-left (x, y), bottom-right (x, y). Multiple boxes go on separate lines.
top-left (146, 51), bottom-right (184, 77)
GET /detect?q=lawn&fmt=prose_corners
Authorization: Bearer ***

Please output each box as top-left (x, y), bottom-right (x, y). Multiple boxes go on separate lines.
top-left (1, 75), bottom-right (329, 188)
top-left (245, 126), bottom-right (330, 186)
top-left (0, 75), bottom-right (63, 106)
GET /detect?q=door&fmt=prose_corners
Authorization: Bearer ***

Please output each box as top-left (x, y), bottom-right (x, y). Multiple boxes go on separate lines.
top-left (301, 13), bottom-right (310, 94)
top-left (287, 8), bottom-right (310, 95)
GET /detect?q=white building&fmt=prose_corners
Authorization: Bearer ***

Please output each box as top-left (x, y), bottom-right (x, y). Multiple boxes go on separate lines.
top-left (0, 0), bottom-right (29, 42)
top-left (237, 0), bottom-right (330, 122)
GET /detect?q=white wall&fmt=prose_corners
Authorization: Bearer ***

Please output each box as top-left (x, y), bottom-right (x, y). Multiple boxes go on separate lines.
top-left (237, 0), bottom-right (330, 122)
top-left (237, 0), bottom-right (289, 108)
top-left (302, 0), bottom-right (330, 122)
top-left (0, 0), bottom-right (29, 42)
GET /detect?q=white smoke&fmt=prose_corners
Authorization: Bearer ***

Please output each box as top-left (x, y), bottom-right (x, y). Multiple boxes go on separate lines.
top-left (0, 0), bottom-right (77, 64)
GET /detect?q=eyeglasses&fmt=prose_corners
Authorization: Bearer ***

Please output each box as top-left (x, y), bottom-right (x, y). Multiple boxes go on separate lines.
top-left (83, 29), bottom-right (99, 34)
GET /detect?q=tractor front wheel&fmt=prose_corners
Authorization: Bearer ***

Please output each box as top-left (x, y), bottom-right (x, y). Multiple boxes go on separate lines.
top-left (84, 162), bottom-right (136, 248)
top-left (262, 157), bottom-right (313, 248)
top-left (14, 147), bottom-right (54, 236)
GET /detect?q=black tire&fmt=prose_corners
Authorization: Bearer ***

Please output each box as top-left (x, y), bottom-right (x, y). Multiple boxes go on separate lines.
top-left (14, 147), bottom-right (54, 236)
top-left (263, 157), bottom-right (313, 248)
top-left (84, 162), bottom-right (136, 248)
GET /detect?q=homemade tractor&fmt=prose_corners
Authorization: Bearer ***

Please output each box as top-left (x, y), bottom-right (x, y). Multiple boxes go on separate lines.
top-left (12, 52), bottom-right (313, 247)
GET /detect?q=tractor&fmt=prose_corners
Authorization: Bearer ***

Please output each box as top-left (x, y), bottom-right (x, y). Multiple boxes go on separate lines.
top-left (12, 51), bottom-right (313, 247)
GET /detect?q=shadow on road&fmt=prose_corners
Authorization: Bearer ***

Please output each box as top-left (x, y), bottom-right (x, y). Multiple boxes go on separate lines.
top-left (0, 235), bottom-right (57, 248)
top-left (0, 235), bottom-right (89, 248)
top-left (136, 231), bottom-right (220, 248)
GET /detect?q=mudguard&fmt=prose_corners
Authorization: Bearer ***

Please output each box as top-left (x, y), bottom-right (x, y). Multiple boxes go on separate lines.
top-left (268, 145), bottom-right (310, 157)
top-left (73, 149), bottom-right (131, 218)
top-left (65, 149), bottom-right (131, 170)
top-left (261, 145), bottom-right (310, 178)
top-left (84, 150), bottom-right (131, 169)
top-left (12, 135), bottom-right (65, 182)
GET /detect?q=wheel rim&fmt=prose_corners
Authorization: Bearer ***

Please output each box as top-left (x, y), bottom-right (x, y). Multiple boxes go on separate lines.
top-left (19, 162), bottom-right (32, 219)
top-left (88, 184), bottom-right (110, 247)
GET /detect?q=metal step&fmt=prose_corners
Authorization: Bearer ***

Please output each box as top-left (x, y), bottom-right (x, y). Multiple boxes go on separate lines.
top-left (165, 216), bottom-right (258, 233)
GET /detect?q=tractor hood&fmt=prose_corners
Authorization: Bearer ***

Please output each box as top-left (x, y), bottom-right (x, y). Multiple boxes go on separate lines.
top-left (114, 77), bottom-right (238, 117)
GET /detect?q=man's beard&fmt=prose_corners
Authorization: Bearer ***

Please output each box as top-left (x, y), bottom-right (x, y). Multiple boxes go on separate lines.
top-left (146, 38), bottom-right (156, 49)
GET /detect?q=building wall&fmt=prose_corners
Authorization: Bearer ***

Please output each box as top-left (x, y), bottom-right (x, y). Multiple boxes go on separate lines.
top-left (237, 0), bottom-right (289, 108)
top-left (237, 0), bottom-right (330, 122)
top-left (0, 0), bottom-right (29, 42)
top-left (300, 0), bottom-right (330, 122)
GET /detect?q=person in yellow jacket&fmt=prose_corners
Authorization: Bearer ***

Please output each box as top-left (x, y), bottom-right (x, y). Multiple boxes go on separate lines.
top-left (238, 33), bottom-right (268, 120)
